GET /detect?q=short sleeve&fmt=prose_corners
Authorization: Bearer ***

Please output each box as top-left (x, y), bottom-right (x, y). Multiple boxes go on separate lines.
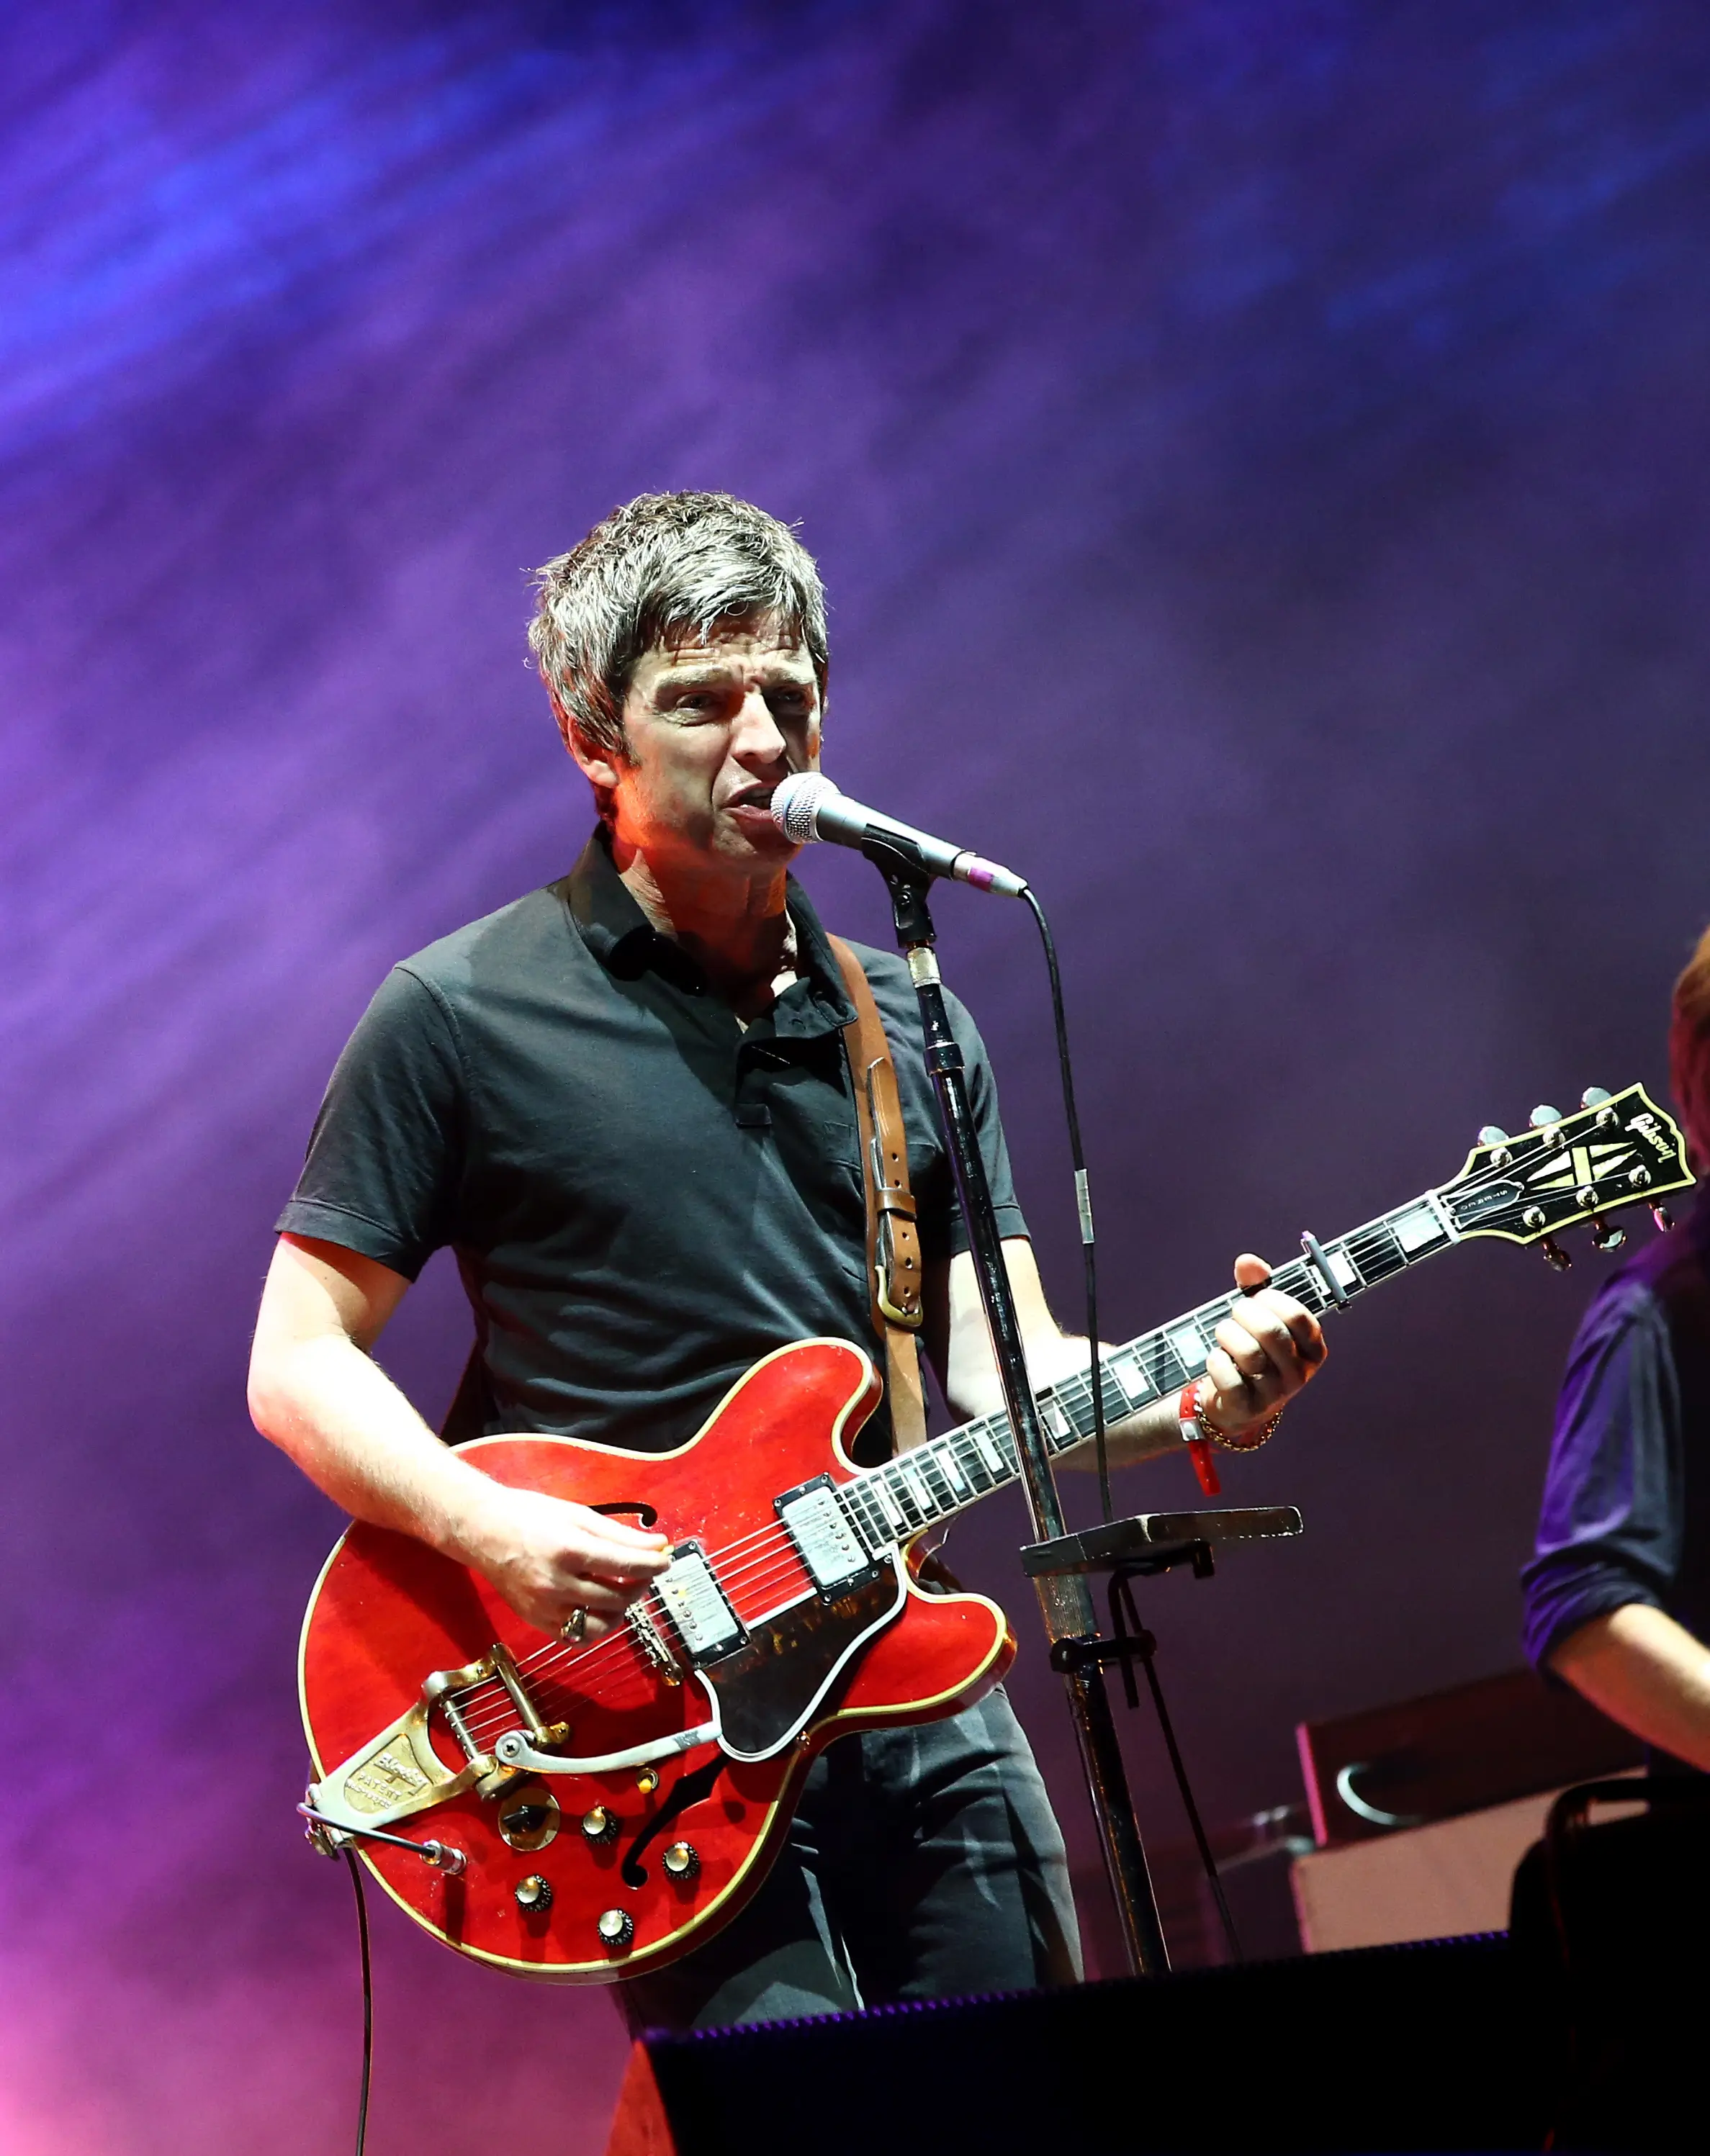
top-left (1520, 1275), bottom-right (1683, 1672)
top-left (933, 986), bottom-right (1027, 1260)
top-left (275, 965), bottom-right (466, 1280)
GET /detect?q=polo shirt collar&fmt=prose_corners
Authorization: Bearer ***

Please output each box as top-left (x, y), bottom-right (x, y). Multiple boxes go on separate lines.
top-left (563, 827), bottom-right (857, 1031)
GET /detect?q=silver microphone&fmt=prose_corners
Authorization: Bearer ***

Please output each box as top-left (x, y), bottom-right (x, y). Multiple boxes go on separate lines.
top-left (769, 773), bottom-right (1027, 898)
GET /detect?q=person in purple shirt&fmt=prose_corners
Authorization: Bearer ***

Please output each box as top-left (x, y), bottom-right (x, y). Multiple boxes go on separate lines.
top-left (1522, 925), bottom-right (1710, 1771)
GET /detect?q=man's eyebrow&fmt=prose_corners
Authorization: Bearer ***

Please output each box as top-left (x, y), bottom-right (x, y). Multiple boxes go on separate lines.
top-left (654, 662), bottom-right (816, 692)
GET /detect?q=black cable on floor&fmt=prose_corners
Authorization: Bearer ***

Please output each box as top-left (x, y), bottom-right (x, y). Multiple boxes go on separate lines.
top-left (343, 1849), bottom-right (374, 2156)
top-left (1021, 885), bottom-right (1112, 1524)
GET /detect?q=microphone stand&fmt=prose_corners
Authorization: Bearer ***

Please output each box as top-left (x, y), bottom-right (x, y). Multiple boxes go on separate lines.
top-left (861, 838), bottom-right (1171, 1978)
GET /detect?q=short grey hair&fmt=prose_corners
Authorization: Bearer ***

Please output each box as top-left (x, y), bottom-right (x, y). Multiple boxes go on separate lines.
top-left (528, 491), bottom-right (829, 761)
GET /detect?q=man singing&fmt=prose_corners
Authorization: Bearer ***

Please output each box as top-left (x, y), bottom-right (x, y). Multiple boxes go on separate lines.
top-left (249, 490), bottom-right (1326, 2030)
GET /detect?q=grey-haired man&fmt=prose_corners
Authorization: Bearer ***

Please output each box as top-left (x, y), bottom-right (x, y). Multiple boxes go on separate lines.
top-left (249, 491), bottom-right (1326, 2028)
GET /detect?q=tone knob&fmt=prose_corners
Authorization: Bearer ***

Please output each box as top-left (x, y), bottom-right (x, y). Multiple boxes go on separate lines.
top-left (597, 1908), bottom-right (634, 1949)
top-left (662, 1841), bottom-right (701, 1880)
top-left (580, 1805), bottom-right (619, 1844)
top-left (514, 1874), bottom-right (553, 1913)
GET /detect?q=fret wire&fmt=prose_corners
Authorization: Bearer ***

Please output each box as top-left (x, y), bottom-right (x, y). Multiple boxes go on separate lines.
top-left (845, 1190), bottom-right (1459, 1555)
top-left (917, 1451), bottom-right (955, 1512)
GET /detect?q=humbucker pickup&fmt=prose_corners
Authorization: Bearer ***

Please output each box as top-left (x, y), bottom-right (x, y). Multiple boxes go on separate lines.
top-left (777, 1476), bottom-right (878, 1594)
top-left (656, 1543), bottom-right (747, 1662)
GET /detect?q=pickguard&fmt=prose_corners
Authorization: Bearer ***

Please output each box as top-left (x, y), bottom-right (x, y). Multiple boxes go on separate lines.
top-left (697, 1559), bottom-right (907, 1760)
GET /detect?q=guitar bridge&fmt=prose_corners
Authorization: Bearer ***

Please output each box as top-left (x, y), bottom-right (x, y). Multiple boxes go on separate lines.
top-left (628, 1598), bottom-right (684, 1684)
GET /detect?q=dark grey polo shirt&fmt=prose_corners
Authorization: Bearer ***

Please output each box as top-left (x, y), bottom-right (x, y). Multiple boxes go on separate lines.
top-left (277, 829), bottom-right (1025, 1457)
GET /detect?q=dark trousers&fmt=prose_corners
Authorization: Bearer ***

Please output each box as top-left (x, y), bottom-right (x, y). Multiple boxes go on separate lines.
top-left (617, 1690), bottom-right (1083, 2035)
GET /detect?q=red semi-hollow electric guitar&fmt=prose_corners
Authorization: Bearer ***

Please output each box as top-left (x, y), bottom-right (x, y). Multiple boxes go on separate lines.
top-left (299, 1083), bottom-right (1691, 1982)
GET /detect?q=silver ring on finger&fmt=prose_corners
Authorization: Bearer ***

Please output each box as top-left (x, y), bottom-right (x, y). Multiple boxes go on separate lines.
top-left (560, 1606), bottom-right (589, 1644)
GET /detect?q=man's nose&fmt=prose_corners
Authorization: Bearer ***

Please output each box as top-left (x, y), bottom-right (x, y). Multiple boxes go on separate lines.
top-left (732, 690), bottom-right (789, 765)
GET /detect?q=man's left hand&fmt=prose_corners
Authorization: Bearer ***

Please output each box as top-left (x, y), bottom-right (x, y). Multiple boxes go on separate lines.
top-left (1200, 1253), bottom-right (1327, 1435)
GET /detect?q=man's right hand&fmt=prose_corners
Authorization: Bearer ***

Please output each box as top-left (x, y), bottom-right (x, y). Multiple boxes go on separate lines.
top-left (462, 1484), bottom-right (672, 1641)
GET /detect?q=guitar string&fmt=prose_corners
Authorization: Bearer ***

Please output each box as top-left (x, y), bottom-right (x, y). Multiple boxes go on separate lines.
top-left (451, 1248), bottom-right (1385, 1737)
top-left (454, 1404), bottom-right (1062, 1728)
top-left (451, 1227), bottom-right (1408, 1738)
top-left (454, 1466), bottom-right (1009, 1741)
top-left (450, 1153), bottom-right (1616, 1738)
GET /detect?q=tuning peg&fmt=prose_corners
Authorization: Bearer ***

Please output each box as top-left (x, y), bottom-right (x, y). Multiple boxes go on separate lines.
top-left (1580, 1086), bottom-right (1612, 1108)
top-left (1652, 1204), bottom-right (1675, 1233)
top-left (1540, 1237), bottom-right (1572, 1272)
top-left (1590, 1219), bottom-right (1626, 1253)
top-left (1478, 1124), bottom-right (1510, 1147)
top-left (1530, 1105), bottom-right (1562, 1127)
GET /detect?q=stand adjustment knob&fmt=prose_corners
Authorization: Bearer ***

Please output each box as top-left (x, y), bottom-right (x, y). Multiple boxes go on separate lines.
top-left (598, 1908), bottom-right (634, 1949)
top-left (514, 1875), bottom-right (553, 1913)
top-left (662, 1841), bottom-right (700, 1880)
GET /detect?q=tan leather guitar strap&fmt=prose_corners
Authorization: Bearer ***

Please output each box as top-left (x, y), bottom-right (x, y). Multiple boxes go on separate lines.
top-left (828, 934), bottom-right (929, 1458)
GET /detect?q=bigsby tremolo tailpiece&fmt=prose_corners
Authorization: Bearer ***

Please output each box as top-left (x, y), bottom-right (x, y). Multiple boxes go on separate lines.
top-left (306, 1644), bottom-right (559, 1839)
top-left (305, 1638), bottom-right (719, 1850)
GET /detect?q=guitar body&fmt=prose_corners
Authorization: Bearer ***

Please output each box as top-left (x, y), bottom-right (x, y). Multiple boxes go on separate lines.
top-left (299, 1339), bottom-right (1014, 1983)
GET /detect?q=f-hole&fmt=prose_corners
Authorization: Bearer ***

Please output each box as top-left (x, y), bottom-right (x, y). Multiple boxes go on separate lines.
top-left (621, 1754), bottom-right (724, 1887)
top-left (592, 1500), bottom-right (660, 1528)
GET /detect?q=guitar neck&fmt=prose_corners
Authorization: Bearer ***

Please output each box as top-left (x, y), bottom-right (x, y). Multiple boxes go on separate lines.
top-left (839, 1187), bottom-right (1460, 1548)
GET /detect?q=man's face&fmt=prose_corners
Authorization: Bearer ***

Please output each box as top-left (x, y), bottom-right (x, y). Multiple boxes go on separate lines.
top-left (574, 615), bottom-right (822, 876)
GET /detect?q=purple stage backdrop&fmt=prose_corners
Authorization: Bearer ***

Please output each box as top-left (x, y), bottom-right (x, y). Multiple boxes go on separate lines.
top-left (4, 1), bottom-right (1709, 2147)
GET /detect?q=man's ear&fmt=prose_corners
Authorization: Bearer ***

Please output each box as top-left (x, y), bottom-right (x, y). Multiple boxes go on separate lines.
top-left (564, 723), bottom-right (625, 793)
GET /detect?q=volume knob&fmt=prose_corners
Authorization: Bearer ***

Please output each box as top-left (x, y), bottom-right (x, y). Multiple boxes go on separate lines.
top-left (580, 1805), bottom-right (619, 1844)
top-left (662, 1841), bottom-right (701, 1880)
top-left (597, 1908), bottom-right (634, 1949)
top-left (514, 1874), bottom-right (553, 1913)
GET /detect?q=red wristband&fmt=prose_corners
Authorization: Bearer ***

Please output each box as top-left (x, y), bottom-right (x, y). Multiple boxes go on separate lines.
top-left (1177, 1380), bottom-right (1222, 1497)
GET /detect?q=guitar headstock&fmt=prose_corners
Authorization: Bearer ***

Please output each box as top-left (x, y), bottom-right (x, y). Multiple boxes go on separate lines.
top-left (1434, 1083), bottom-right (1693, 1258)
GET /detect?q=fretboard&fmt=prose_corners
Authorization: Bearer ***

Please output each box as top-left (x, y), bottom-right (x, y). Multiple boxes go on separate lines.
top-left (836, 1186), bottom-right (1459, 1554)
